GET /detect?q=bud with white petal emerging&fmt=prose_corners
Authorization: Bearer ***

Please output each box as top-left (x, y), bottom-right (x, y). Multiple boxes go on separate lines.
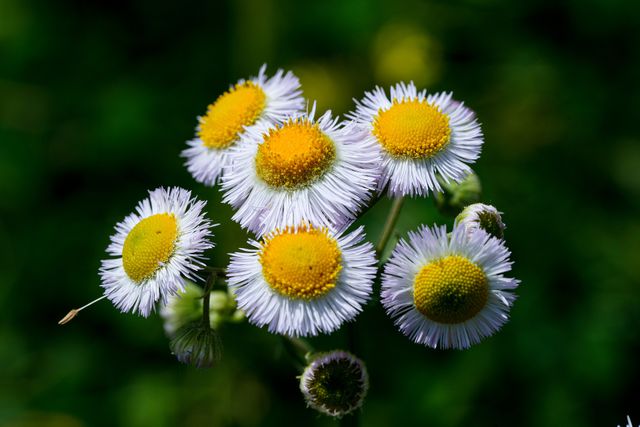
top-left (434, 172), bottom-right (482, 216)
top-left (456, 203), bottom-right (506, 239)
top-left (299, 350), bottom-right (369, 417)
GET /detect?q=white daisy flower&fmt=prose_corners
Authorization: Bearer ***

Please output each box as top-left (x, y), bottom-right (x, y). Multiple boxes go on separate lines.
top-left (222, 105), bottom-right (380, 235)
top-left (227, 223), bottom-right (377, 337)
top-left (182, 65), bottom-right (304, 186)
top-left (349, 82), bottom-right (483, 197)
top-left (381, 222), bottom-right (518, 349)
top-left (100, 187), bottom-right (214, 317)
top-left (456, 203), bottom-right (506, 239)
top-left (300, 350), bottom-right (369, 417)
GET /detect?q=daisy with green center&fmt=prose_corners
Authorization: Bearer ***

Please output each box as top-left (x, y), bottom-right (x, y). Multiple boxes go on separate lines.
top-left (300, 350), bottom-right (369, 417)
top-left (221, 105), bottom-right (380, 235)
top-left (381, 222), bottom-right (518, 349)
top-left (100, 187), bottom-right (214, 317)
top-left (182, 65), bottom-right (304, 186)
top-left (349, 82), bottom-right (483, 196)
top-left (226, 223), bottom-right (377, 337)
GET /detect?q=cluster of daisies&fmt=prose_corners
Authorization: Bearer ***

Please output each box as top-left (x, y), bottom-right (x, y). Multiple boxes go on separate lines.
top-left (78, 65), bottom-right (519, 417)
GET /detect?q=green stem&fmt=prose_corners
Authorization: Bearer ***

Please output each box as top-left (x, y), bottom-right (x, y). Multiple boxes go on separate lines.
top-left (281, 336), bottom-right (315, 371)
top-left (202, 272), bottom-right (216, 326)
top-left (375, 197), bottom-right (405, 260)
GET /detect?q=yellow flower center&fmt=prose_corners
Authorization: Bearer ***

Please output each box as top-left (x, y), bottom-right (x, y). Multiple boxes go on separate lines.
top-left (413, 255), bottom-right (488, 324)
top-left (373, 99), bottom-right (451, 159)
top-left (122, 213), bottom-right (178, 283)
top-left (198, 81), bottom-right (266, 149)
top-left (255, 120), bottom-right (336, 189)
top-left (259, 226), bottom-right (342, 300)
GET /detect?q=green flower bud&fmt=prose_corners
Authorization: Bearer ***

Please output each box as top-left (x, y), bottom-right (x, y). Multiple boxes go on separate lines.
top-left (434, 172), bottom-right (482, 216)
top-left (299, 350), bottom-right (369, 417)
top-left (169, 321), bottom-right (222, 368)
top-left (456, 203), bottom-right (506, 239)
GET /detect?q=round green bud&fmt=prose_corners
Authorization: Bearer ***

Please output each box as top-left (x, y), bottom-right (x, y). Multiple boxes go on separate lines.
top-left (299, 350), bottom-right (369, 418)
top-left (169, 321), bottom-right (222, 368)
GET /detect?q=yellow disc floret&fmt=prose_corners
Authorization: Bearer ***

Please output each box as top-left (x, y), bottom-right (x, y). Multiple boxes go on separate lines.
top-left (259, 225), bottom-right (342, 300)
top-left (413, 255), bottom-right (488, 324)
top-left (373, 99), bottom-right (451, 159)
top-left (255, 120), bottom-right (336, 189)
top-left (122, 213), bottom-right (179, 283)
top-left (198, 81), bottom-right (266, 149)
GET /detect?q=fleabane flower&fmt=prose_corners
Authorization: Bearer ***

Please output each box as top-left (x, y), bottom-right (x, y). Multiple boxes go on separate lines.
top-left (227, 223), bottom-right (377, 337)
top-left (100, 187), bottom-right (214, 317)
top-left (222, 105), bottom-right (380, 235)
top-left (349, 82), bottom-right (483, 197)
top-left (381, 222), bottom-right (518, 349)
top-left (456, 202), bottom-right (505, 239)
top-left (182, 65), bottom-right (304, 186)
top-left (300, 350), bottom-right (369, 417)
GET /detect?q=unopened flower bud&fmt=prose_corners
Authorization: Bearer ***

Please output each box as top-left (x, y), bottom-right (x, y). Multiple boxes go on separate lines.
top-left (299, 350), bottom-right (369, 417)
top-left (456, 203), bottom-right (506, 239)
top-left (169, 321), bottom-right (222, 368)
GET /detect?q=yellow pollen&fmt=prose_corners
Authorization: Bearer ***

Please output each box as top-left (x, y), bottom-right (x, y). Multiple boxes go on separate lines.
top-left (259, 226), bottom-right (342, 300)
top-left (373, 99), bottom-right (451, 159)
top-left (198, 81), bottom-right (266, 149)
top-left (255, 120), bottom-right (336, 189)
top-left (413, 255), bottom-right (488, 324)
top-left (122, 213), bottom-right (178, 283)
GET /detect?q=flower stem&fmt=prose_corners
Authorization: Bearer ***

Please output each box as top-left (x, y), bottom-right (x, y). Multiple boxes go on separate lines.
top-left (282, 336), bottom-right (314, 371)
top-left (375, 197), bottom-right (405, 260)
top-left (202, 272), bottom-right (216, 326)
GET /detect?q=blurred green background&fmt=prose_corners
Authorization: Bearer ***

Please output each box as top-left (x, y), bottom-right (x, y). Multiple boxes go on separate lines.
top-left (2, 0), bottom-right (640, 425)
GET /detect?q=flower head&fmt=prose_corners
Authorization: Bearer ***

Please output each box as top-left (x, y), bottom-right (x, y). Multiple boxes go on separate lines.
top-left (300, 350), bottom-right (369, 417)
top-left (100, 187), bottom-right (214, 317)
top-left (182, 65), bottom-right (304, 186)
top-left (381, 222), bottom-right (518, 349)
top-left (349, 82), bottom-right (483, 197)
top-left (222, 105), bottom-right (380, 235)
top-left (227, 223), bottom-right (377, 336)
top-left (457, 203), bottom-right (506, 239)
